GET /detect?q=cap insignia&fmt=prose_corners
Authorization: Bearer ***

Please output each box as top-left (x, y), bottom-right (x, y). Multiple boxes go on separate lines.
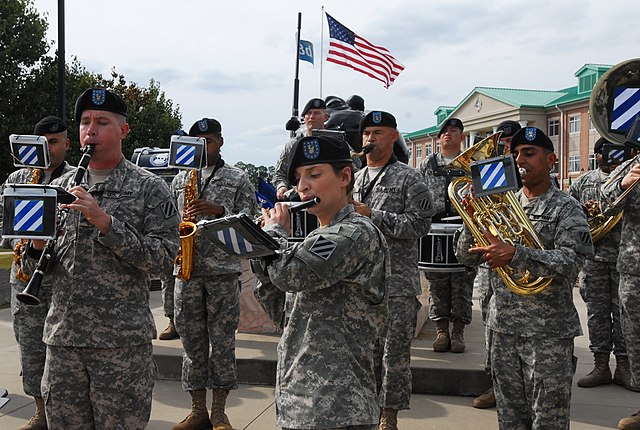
top-left (525, 127), bottom-right (537, 141)
top-left (302, 138), bottom-right (320, 160)
top-left (92, 89), bottom-right (106, 106)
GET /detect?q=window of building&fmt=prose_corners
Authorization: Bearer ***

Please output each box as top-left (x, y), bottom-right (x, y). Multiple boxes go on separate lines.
top-left (436, 142), bottom-right (442, 153)
top-left (569, 154), bottom-right (581, 172)
top-left (589, 115), bottom-right (595, 130)
top-left (408, 147), bottom-right (413, 163)
top-left (548, 119), bottom-right (560, 136)
top-left (425, 145), bottom-right (433, 157)
top-left (569, 115), bottom-right (581, 134)
top-left (437, 112), bottom-right (447, 125)
top-left (579, 73), bottom-right (597, 93)
top-left (588, 153), bottom-right (596, 170)
top-left (415, 145), bottom-right (422, 160)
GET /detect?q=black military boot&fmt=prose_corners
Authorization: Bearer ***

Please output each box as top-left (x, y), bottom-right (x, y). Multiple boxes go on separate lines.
top-left (577, 352), bottom-right (612, 387)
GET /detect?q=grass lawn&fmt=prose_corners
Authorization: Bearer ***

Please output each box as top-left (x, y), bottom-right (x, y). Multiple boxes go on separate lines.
top-left (0, 253), bottom-right (12, 271)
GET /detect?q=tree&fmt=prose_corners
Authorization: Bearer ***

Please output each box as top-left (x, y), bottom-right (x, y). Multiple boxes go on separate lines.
top-left (235, 162), bottom-right (275, 190)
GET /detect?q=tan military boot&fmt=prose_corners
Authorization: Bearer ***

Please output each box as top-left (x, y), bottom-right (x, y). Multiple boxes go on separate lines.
top-left (450, 319), bottom-right (466, 353)
top-left (17, 396), bottom-right (47, 430)
top-left (577, 352), bottom-right (612, 387)
top-left (379, 407), bottom-right (398, 430)
top-left (619, 410), bottom-right (640, 430)
top-left (473, 387), bottom-right (496, 409)
top-left (614, 354), bottom-right (632, 389)
top-left (159, 316), bottom-right (179, 340)
top-left (210, 388), bottom-right (235, 430)
top-left (432, 319), bottom-right (450, 352)
top-left (172, 389), bottom-right (212, 430)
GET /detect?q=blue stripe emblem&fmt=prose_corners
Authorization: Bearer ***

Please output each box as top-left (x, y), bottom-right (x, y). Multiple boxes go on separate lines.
top-left (609, 149), bottom-right (625, 162)
top-left (216, 228), bottom-right (254, 254)
top-left (612, 87), bottom-right (640, 132)
top-left (176, 144), bottom-right (195, 167)
top-left (18, 145), bottom-right (39, 165)
top-left (480, 162), bottom-right (507, 190)
top-left (14, 200), bottom-right (44, 232)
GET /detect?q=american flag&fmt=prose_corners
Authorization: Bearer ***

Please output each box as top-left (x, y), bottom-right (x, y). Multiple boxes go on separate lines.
top-left (325, 13), bottom-right (404, 88)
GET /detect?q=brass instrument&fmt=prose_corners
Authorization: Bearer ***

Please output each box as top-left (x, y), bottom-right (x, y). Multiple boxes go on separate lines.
top-left (13, 168), bottom-right (42, 283)
top-left (588, 58), bottom-right (640, 237)
top-left (447, 132), bottom-right (553, 295)
top-left (175, 169), bottom-right (198, 280)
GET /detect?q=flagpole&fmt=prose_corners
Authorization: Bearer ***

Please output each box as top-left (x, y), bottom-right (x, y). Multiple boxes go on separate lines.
top-left (286, 12), bottom-right (302, 138)
top-left (320, 5), bottom-right (324, 98)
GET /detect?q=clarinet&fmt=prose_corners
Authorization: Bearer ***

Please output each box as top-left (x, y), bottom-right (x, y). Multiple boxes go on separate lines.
top-left (16, 145), bottom-right (95, 305)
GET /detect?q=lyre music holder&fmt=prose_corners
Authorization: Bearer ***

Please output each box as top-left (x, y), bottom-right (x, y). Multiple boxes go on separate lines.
top-left (470, 155), bottom-right (521, 198)
top-left (9, 134), bottom-right (51, 169)
top-left (168, 135), bottom-right (207, 170)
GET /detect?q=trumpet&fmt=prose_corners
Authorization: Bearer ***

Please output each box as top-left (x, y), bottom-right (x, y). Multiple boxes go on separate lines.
top-left (447, 132), bottom-right (552, 295)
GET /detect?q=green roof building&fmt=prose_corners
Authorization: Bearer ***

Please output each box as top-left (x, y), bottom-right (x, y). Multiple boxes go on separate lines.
top-left (404, 64), bottom-right (611, 189)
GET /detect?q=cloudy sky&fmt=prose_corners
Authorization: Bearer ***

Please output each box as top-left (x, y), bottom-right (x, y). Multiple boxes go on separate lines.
top-left (32, 0), bottom-right (637, 167)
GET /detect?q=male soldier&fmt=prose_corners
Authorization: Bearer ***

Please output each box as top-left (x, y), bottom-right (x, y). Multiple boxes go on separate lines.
top-left (254, 135), bottom-right (389, 430)
top-left (353, 111), bottom-right (434, 429)
top-left (0, 115), bottom-right (73, 430)
top-left (274, 98), bottom-right (329, 199)
top-left (570, 137), bottom-right (629, 390)
top-left (419, 118), bottom-right (476, 353)
top-left (456, 126), bottom-right (592, 430)
top-left (472, 119), bottom-right (522, 409)
top-left (600, 138), bottom-right (640, 430)
top-left (26, 88), bottom-right (179, 429)
top-left (171, 118), bottom-right (257, 430)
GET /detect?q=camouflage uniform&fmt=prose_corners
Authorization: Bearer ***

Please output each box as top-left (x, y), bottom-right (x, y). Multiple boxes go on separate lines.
top-left (419, 153), bottom-right (477, 325)
top-left (569, 169), bottom-right (625, 356)
top-left (171, 160), bottom-right (257, 391)
top-left (0, 163), bottom-right (72, 398)
top-left (273, 137), bottom-right (298, 193)
top-left (601, 159), bottom-right (640, 389)
top-left (26, 157), bottom-right (179, 429)
top-left (353, 160), bottom-right (433, 410)
top-left (456, 185), bottom-right (592, 430)
top-left (260, 204), bottom-right (389, 429)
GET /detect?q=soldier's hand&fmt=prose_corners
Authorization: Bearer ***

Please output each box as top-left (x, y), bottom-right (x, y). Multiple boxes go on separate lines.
top-left (276, 186), bottom-right (288, 200)
top-left (352, 201), bottom-right (372, 218)
top-left (186, 199), bottom-right (225, 218)
top-left (468, 230), bottom-right (515, 269)
top-left (262, 203), bottom-right (291, 235)
top-left (621, 163), bottom-right (640, 190)
top-left (64, 186), bottom-right (112, 235)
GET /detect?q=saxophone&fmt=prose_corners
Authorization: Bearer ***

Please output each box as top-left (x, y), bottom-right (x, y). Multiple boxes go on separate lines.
top-left (13, 168), bottom-right (42, 282)
top-left (175, 169), bottom-right (198, 280)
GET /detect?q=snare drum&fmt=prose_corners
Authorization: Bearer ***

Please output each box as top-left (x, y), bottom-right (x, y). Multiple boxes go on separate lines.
top-left (288, 207), bottom-right (319, 242)
top-left (418, 223), bottom-right (466, 272)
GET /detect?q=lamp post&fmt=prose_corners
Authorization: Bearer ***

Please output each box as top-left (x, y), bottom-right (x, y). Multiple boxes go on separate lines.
top-left (57, 0), bottom-right (65, 119)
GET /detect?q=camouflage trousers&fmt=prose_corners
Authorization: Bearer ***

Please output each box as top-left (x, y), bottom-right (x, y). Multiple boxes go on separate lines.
top-left (283, 426), bottom-right (376, 430)
top-left (42, 343), bottom-right (155, 430)
top-left (476, 266), bottom-right (493, 374)
top-left (578, 259), bottom-right (626, 355)
top-left (375, 296), bottom-right (419, 410)
top-left (491, 331), bottom-right (574, 430)
top-left (619, 272), bottom-right (640, 387)
top-left (425, 266), bottom-right (477, 324)
top-left (175, 274), bottom-right (240, 391)
top-left (11, 281), bottom-right (50, 397)
top-left (161, 275), bottom-right (175, 317)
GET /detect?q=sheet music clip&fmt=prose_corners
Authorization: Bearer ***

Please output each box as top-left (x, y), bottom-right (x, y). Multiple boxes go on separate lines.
top-left (197, 214), bottom-right (280, 259)
top-left (2, 184), bottom-right (75, 240)
top-left (168, 135), bottom-right (207, 170)
top-left (9, 134), bottom-right (51, 169)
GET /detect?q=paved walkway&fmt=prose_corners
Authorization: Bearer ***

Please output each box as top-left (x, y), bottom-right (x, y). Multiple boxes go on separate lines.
top-left (0, 287), bottom-right (637, 429)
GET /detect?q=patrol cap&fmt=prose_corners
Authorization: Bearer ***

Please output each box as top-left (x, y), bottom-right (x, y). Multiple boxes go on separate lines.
top-left (33, 116), bottom-right (67, 135)
top-left (593, 136), bottom-right (609, 154)
top-left (510, 127), bottom-right (554, 152)
top-left (188, 118), bottom-right (222, 136)
top-left (287, 136), bottom-right (353, 185)
top-left (74, 88), bottom-right (128, 122)
top-left (301, 98), bottom-right (326, 116)
top-left (359, 110), bottom-right (397, 135)
top-left (438, 118), bottom-right (464, 137)
top-left (496, 120), bottom-right (521, 138)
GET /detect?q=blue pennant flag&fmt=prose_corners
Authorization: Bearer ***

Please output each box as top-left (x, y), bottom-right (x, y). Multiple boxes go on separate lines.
top-left (299, 40), bottom-right (314, 65)
top-left (480, 162), bottom-right (507, 190)
top-left (257, 178), bottom-right (277, 208)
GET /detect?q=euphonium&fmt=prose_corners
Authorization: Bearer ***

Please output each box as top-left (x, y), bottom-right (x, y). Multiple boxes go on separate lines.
top-left (13, 168), bottom-right (42, 283)
top-left (447, 132), bottom-right (552, 295)
top-left (587, 58), bottom-right (640, 238)
top-left (175, 169), bottom-right (198, 280)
